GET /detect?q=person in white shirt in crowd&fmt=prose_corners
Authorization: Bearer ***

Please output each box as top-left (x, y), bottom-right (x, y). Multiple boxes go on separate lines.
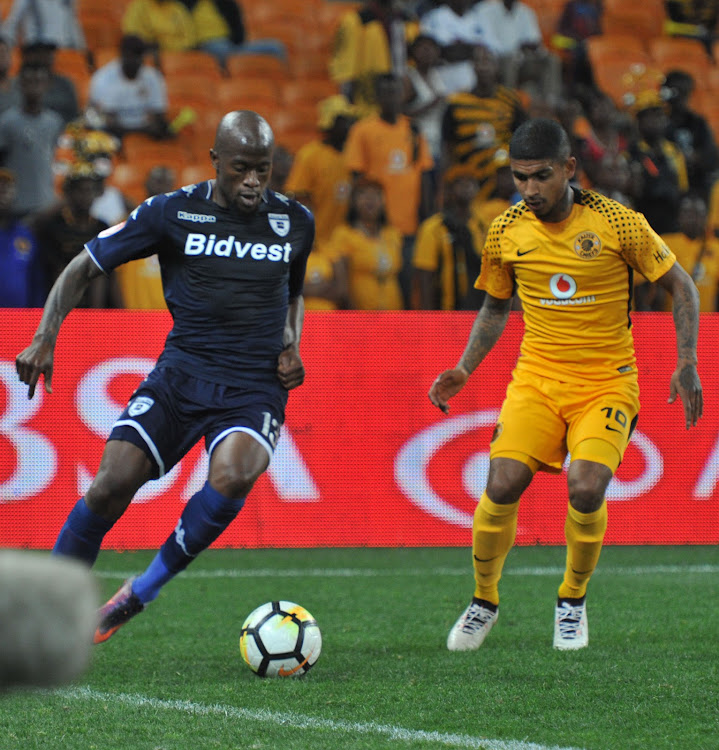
top-left (87, 34), bottom-right (170, 141)
top-left (419, 0), bottom-right (489, 94)
top-left (473, 0), bottom-right (562, 106)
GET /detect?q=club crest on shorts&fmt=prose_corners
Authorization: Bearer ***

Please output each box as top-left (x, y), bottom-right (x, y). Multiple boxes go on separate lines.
top-left (128, 396), bottom-right (154, 417)
top-left (573, 231), bottom-right (601, 259)
top-left (269, 213), bottom-right (290, 237)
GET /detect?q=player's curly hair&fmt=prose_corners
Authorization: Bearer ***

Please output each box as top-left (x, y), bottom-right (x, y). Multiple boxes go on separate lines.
top-left (509, 118), bottom-right (572, 163)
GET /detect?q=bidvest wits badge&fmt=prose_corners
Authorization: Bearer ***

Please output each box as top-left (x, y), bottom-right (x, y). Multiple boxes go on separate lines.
top-left (269, 213), bottom-right (290, 237)
top-left (128, 396), bottom-right (154, 417)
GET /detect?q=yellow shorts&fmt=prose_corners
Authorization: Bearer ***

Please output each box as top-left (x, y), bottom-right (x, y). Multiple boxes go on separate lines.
top-left (490, 368), bottom-right (640, 473)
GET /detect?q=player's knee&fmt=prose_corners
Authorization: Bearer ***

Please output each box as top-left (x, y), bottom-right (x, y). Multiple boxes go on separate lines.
top-left (486, 457), bottom-right (534, 504)
top-left (567, 476), bottom-right (605, 513)
top-left (210, 465), bottom-right (262, 499)
top-left (85, 470), bottom-right (144, 521)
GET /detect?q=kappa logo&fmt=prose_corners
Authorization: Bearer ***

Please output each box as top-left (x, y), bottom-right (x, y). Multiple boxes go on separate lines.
top-left (269, 213), bottom-right (290, 237)
top-left (128, 396), bottom-right (154, 417)
top-left (177, 210), bottom-right (217, 223)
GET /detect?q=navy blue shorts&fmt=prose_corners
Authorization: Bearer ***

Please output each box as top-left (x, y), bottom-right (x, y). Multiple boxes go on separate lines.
top-left (108, 367), bottom-right (288, 478)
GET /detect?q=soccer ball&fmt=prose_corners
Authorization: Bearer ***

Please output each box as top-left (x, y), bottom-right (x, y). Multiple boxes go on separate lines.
top-left (239, 600), bottom-right (322, 677)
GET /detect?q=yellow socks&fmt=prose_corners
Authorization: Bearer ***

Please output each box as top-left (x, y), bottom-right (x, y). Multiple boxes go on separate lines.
top-left (558, 501), bottom-right (608, 600)
top-left (472, 492), bottom-right (519, 606)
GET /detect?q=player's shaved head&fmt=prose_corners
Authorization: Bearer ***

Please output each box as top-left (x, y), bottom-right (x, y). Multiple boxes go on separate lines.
top-left (214, 110), bottom-right (274, 155)
top-left (510, 118), bottom-right (571, 163)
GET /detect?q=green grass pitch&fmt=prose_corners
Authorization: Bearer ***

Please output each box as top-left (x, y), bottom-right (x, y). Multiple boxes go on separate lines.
top-left (1, 545), bottom-right (717, 750)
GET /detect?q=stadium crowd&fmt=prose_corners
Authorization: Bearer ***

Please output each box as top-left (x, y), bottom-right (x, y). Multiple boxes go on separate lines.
top-left (2, 0), bottom-right (719, 312)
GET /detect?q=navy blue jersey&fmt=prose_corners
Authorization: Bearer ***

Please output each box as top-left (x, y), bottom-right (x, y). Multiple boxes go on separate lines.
top-left (86, 181), bottom-right (314, 386)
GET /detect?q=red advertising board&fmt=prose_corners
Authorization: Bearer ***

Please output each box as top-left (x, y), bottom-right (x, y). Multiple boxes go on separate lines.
top-left (1, 310), bottom-right (717, 548)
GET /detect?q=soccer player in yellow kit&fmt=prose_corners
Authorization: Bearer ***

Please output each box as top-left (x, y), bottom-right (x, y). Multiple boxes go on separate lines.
top-left (429, 118), bottom-right (703, 651)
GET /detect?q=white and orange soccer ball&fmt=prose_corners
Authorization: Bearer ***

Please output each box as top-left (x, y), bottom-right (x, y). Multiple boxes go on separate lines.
top-left (239, 601), bottom-right (322, 678)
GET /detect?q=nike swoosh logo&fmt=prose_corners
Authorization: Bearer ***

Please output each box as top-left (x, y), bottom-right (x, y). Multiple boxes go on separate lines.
top-left (278, 653), bottom-right (312, 677)
top-left (517, 247), bottom-right (538, 256)
top-left (605, 425), bottom-right (623, 434)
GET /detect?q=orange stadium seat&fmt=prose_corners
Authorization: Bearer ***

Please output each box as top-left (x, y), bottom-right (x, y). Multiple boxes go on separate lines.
top-left (166, 75), bottom-right (220, 111)
top-left (601, 0), bottom-right (666, 40)
top-left (53, 48), bottom-right (91, 78)
top-left (216, 78), bottom-right (282, 114)
top-left (120, 134), bottom-right (192, 166)
top-left (78, 0), bottom-right (125, 24)
top-left (649, 37), bottom-right (713, 81)
top-left (281, 79), bottom-right (338, 107)
top-left (160, 50), bottom-right (223, 81)
top-left (523, 0), bottom-right (566, 49)
top-left (225, 54), bottom-right (288, 83)
top-left (81, 15), bottom-right (124, 53)
top-left (179, 164), bottom-right (215, 186)
top-left (585, 35), bottom-right (648, 61)
top-left (275, 129), bottom-right (317, 156)
top-left (107, 162), bottom-right (146, 205)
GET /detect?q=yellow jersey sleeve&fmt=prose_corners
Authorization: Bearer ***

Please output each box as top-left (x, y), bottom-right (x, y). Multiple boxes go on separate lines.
top-left (475, 202), bottom-right (528, 299)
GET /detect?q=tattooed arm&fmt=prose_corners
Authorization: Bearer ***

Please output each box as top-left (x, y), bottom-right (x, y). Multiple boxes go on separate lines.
top-left (655, 261), bottom-right (703, 429)
top-left (16, 251), bottom-right (103, 399)
top-left (428, 294), bottom-right (512, 413)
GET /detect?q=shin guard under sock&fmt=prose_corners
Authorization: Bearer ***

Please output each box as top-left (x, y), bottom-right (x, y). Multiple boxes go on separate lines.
top-left (52, 498), bottom-right (115, 565)
top-left (472, 492), bottom-right (519, 606)
top-left (132, 482), bottom-right (245, 604)
top-left (558, 500), bottom-right (608, 600)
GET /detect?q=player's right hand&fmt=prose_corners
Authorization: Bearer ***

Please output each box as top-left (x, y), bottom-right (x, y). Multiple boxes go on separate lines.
top-left (428, 368), bottom-right (469, 414)
top-left (16, 339), bottom-right (54, 399)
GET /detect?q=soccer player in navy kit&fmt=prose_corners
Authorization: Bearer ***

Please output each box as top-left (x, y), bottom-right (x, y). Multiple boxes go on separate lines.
top-left (15, 111), bottom-right (315, 642)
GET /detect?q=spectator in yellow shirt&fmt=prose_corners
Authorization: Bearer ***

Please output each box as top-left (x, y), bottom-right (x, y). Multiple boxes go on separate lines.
top-left (122, 0), bottom-right (196, 57)
top-left (661, 193), bottom-right (719, 312)
top-left (114, 165), bottom-right (176, 309)
top-left (328, 177), bottom-right (403, 310)
top-left (285, 95), bottom-right (359, 249)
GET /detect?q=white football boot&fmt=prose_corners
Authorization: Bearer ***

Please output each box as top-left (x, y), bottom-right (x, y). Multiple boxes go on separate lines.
top-left (553, 598), bottom-right (588, 650)
top-left (447, 600), bottom-right (499, 651)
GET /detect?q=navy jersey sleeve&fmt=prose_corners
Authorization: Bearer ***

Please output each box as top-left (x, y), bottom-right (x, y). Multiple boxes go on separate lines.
top-left (288, 201), bottom-right (314, 298)
top-left (85, 194), bottom-right (167, 273)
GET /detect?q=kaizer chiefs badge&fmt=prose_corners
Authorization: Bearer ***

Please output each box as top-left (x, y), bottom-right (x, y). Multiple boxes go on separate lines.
top-left (573, 231), bottom-right (601, 259)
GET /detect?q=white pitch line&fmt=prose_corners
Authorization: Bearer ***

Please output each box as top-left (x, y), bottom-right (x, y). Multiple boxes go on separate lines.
top-left (95, 564), bottom-right (719, 580)
top-left (54, 687), bottom-right (584, 750)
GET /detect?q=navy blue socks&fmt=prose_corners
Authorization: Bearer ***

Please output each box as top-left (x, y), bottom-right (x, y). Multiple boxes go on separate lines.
top-left (132, 481), bottom-right (245, 604)
top-left (52, 498), bottom-right (115, 565)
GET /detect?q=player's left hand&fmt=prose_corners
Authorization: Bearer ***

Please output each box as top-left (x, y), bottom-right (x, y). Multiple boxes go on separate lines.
top-left (277, 345), bottom-right (305, 390)
top-left (668, 361), bottom-right (703, 429)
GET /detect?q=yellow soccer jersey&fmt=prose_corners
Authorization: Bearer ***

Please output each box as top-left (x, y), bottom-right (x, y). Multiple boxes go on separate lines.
top-left (476, 189), bottom-right (676, 383)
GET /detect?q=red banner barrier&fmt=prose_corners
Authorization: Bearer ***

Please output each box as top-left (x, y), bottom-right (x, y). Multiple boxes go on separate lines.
top-left (1, 310), bottom-right (717, 548)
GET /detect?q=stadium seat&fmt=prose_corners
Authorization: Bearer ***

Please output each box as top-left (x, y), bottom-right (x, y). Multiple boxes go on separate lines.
top-left (522, 0), bottom-right (567, 49)
top-left (601, 0), bottom-right (666, 40)
top-left (281, 79), bottom-right (338, 107)
top-left (275, 129), bottom-right (317, 156)
top-left (53, 48), bottom-right (91, 78)
top-left (648, 37), bottom-right (712, 76)
top-left (160, 50), bottom-right (223, 81)
top-left (273, 104), bottom-right (321, 138)
top-left (81, 15), bottom-right (124, 53)
top-left (179, 164), bottom-right (215, 186)
top-left (591, 59), bottom-right (663, 108)
top-left (77, 0), bottom-right (125, 24)
top-left (225, 54), bottom-right (288, 83)
top-left (120, 134), bottom-right (192, 167)
top-left (107, 162), bottom-right (146, 205)
top-left (216, 78), bottom-right (282, 114)
top-left (166, 75), bottom-right (220, 112)
top-left (585, 35), bottom-right (648, 61)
